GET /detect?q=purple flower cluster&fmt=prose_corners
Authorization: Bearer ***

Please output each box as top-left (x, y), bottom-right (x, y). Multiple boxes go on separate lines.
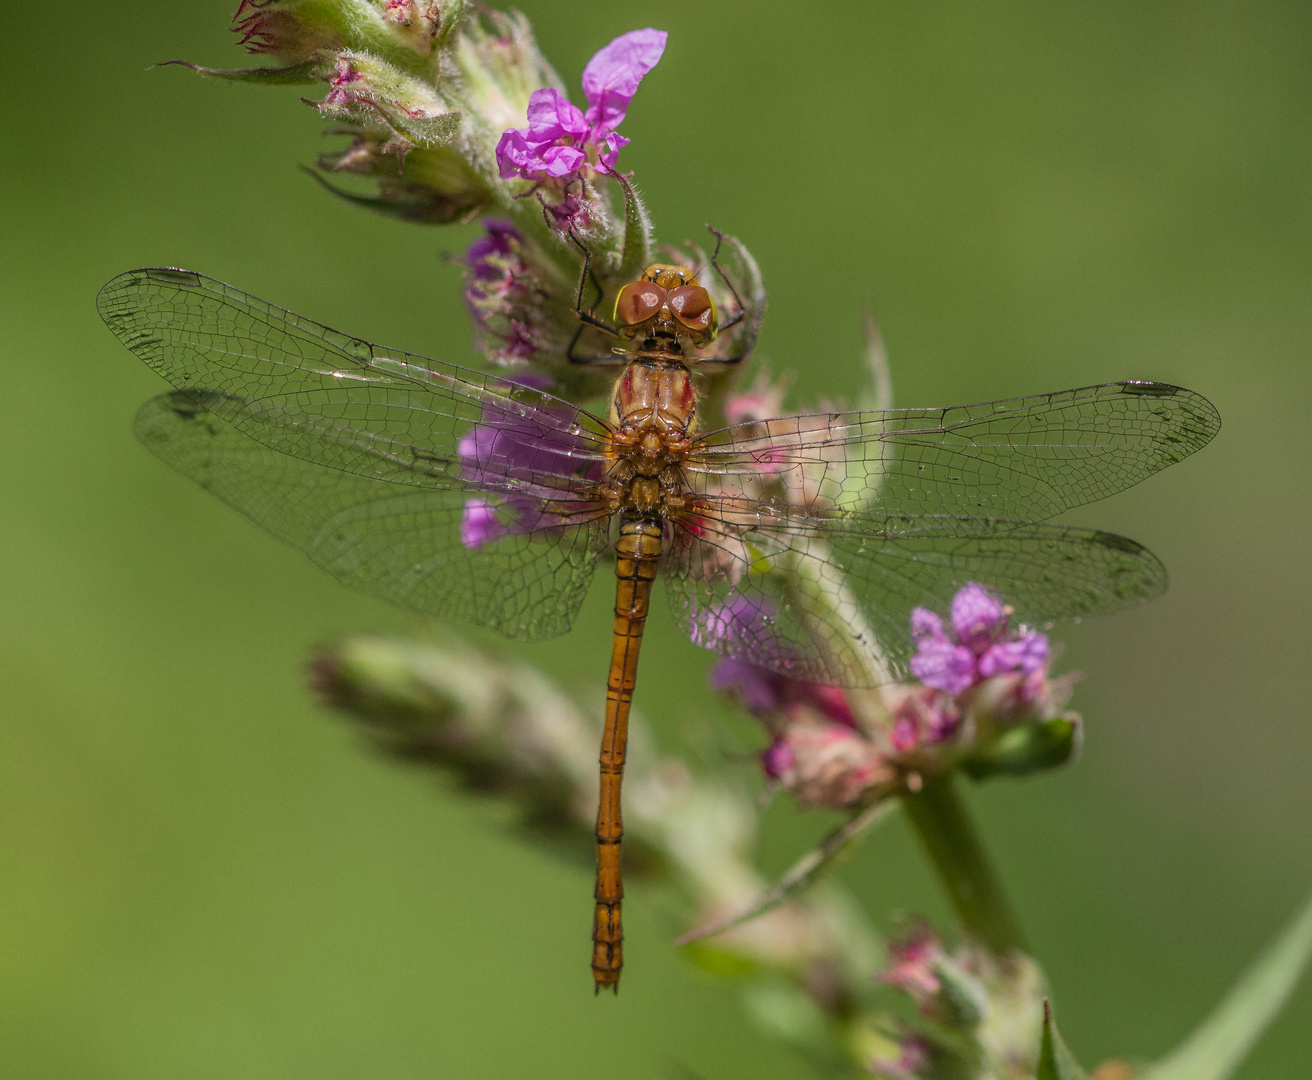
top-left (496, 29), bottom-right (666, 182)
top-left (457, 392), bottom-right (602, 549)
top-left (885, 684), bottom-right (960, 754)
top-left (463, 220), bottom-right (538, 363)
top-left (709, 650), bottom-right (893, 808)
top-left (880, 923), bottom-right (945, 1002)
top-left (701, 583), bottom-right (1064, 803)
top-left (322, 57), bottom-right (365, 110)
top-left (908, 583), bottom-right (1048, 695)
top-left (710, 656), bottom-right (856, 729)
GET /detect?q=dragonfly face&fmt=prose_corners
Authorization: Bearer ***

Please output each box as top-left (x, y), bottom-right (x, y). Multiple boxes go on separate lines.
top-left (613, 263), bottom-right (718, 352)
top-left (98, 265), bottom-right (1219, 994)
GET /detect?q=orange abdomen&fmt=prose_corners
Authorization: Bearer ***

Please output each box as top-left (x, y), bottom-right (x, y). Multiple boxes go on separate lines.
top-left (592, 516), bottom-right (662, 993)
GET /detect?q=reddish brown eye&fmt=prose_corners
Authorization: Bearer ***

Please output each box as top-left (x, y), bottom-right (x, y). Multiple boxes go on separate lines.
top-left (666, 285), bottom-right (715, 332)
top-left (615, 281), bottom-right (666, 326)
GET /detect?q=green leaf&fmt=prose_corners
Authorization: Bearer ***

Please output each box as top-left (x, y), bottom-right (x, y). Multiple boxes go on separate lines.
top-left (1036, 1002), bottom-right (1092, 1080)
top-left (674, 800), bottom-right (896, 946)
top-left (156, 60), bottom-right (323, 86)
top-left (1139, 887), bottom-right (1312, 1080)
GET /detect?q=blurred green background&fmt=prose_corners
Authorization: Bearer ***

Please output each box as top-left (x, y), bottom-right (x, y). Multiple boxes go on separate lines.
top-left (2, 1), bottom-right (1309, 1076)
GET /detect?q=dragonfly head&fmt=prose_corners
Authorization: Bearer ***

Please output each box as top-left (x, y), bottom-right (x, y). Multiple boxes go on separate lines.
top-left (614, 264), bottom-right (718, 354)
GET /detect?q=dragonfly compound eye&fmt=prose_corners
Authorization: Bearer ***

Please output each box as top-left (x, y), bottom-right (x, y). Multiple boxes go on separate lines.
top-left (666, 285), bottom-right (716, 333)
top-left (615, 281), bottom-right (667, 327)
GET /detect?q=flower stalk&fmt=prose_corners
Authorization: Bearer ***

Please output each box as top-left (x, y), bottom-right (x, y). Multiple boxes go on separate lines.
top-left (900, 774), bottom-right (1026, 958)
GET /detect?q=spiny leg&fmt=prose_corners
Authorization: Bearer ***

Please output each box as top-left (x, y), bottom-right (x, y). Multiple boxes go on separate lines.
top-left (569, 229), bottom-right (622, 338)
top-left (706, 225), bottom-right (747, 333)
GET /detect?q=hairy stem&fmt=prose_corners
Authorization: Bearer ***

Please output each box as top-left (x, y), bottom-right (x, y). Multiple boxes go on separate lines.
top-left (901, 774), bottom-right (1025, 955)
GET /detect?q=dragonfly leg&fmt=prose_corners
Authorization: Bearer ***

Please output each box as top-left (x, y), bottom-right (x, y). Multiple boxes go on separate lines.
top-left (593, 517), bottom-right (661, 994)
top-left (567, 321), bottom-right (625, 365)
top-left (706, 225), bottom-right (747, 333)
top-left (569, 229), bottom-right (622, 339)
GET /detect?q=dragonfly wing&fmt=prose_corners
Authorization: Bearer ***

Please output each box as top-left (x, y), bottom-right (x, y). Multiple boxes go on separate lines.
top-left (135, 392), bottom-right (612, 640)
top-left (99, 268), bottom-right (614, 491)
top-left (686, 382), bottom-right (1219, 523)
top-left (663, 513), bottom-right (1166, 688)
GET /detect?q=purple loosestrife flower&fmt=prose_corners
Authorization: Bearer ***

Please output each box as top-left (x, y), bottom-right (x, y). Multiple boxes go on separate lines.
top-left (456, 392), bottom-right (603, 550)
top-left (884, 684), bottom-right (960, 753)
top-left (707, 585), bottom-right (1071, 799)
top-left (873, 925), bottom-right (1048, 1076)
top-left (724, 370), bottom-right (788, 426)
top-left (692, 595), bottom-right (802, 682)
top-left (880, 923), bottom-right (946, 1005)
top-left (771, 721), bottom-right (890, 809)
top-left (463, 220), bottom-right (542, 364)
top-left (908, 583), bottom-right (1049, 695)
top-left (495, 28), bottom-right (667, 182)
top-left (709, 656), bottom-right (857, 730)
top-left (708, 647), bottom-right (894, 809)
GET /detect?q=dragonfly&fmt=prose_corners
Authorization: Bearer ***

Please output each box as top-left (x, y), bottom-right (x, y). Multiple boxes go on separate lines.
top-left (98, 261), bottom-right (1219, 993)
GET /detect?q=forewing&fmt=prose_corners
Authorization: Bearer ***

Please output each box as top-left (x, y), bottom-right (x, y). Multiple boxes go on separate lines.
top-left (664, 513), bottom-right (1166, 687)
top-left (98, 268), bottom-right (613, 492)
top-left (686, 382), bottom-right (1219, 525)
top-left (135, 392), bottom-right (612, 640)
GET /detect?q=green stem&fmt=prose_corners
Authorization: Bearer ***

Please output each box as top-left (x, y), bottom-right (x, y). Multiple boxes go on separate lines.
top-left (901, 774), bottom-right (1025, 955)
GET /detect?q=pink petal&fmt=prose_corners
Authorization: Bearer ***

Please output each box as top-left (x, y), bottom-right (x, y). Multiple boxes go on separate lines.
top-left (534, 143), bottom-right (586, 177)
top-left (909, 606), bottom-right (947, 642)
top-left (891, 715), bottom-right (920, 752)
top-left (581, 28), bottom-right (667, 129)
top-left (592, 128), bottom-right (629, 173)
top-left (461, 498), bottom-right (504, 549)
top-left (708, 657), bottom-right (779, 713)
top-left (806, 684), bottom-right (856, 729)
top-left (977, 631), bottom-right (1049, 679)
top-left (950, 582), bottom-right (1006, 651)
top-left (494, 130), bottom-right (585, 181)
top-left (524, 87), bottom-right (588, 143)
top-left (908, 639), bottom-right (976, 694)
top-left (760, 737), bottom-right (795, 780)
top-left (494, 128), bottom-right (534, 179)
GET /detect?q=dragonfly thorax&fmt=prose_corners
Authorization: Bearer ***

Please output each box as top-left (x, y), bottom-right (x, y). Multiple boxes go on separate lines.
top-left (607, 357), bottom-right (696, 516)
top-left (611, 357), bottom-right (696, 437)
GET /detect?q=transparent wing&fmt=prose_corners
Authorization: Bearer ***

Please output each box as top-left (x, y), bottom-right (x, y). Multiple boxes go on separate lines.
top-left (98, 268), bottom-right (614, 493)
top-left (135, 392), bottom-right (612, 639)
top-left (685, 382), bottom-right (1220, 526)
top-left (663, 511), bottom-right (1166, 687)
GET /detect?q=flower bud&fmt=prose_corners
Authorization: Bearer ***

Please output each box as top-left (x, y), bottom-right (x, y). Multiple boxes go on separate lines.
top-left (876, 926), bottom-right (1047, 1078)
top-left (963, 716), bottom-right (1081, 780)
top-left (231, 0), bottom-right (345, 63)
top-left (771, 717), bottom-right (895, 810)
top-left (233, 0), bottom-right (465, 73)
top-left (314, 135), bottom-right (490, 223)
top-left (449, 11), bottom-right (560, 138)
top-left (377, 1), bottom-right (449, 57)
top-left (868, 1036), bottom-right (930, 1080)
top-left (317, 52), bottom-right (457, 144)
